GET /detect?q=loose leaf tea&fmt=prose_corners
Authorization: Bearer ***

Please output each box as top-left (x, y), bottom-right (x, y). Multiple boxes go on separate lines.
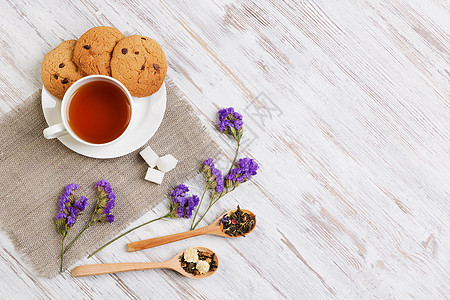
top-left (179, 248), bottom-right (218, 276)
top-left (220, 206), bottom-right (256, 237)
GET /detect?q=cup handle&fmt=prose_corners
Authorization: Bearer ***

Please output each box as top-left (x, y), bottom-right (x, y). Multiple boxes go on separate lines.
top-left (43, 123), bottom-right (68, 139)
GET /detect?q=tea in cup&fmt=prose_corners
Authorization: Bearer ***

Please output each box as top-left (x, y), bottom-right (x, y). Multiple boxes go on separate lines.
top-left (43, 75), bottom-right (133, 146)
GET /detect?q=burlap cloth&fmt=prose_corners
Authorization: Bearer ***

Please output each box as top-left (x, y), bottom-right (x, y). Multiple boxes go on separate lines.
top-left (0, 79), bottom-right (220, 277)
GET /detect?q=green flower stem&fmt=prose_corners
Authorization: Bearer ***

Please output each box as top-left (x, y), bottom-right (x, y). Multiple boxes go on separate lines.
top-left (190, 186), bottom-right (209, 230)
top-left (192, 129), bottom-right (242, 230)
top-left (63, 222), bottom-right (93, 255)
top-left (87, 213), bottom-right (171, 258)
top-left (60, 235), bottom-right (67, 272)
top-left (191, 186), bottom-right (235, 230)
top-left (192, 202), bottom-right (215, 230)
top-left (227, 138), bottom-right (241, 174)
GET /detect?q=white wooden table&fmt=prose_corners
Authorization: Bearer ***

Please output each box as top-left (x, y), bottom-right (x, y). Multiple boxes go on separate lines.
top-left (1, 0), bottom-right (449, 298)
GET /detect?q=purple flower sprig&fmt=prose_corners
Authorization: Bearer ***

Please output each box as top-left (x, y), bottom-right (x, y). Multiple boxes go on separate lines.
top-left (189, 108), bottom-right (259, 230)
top-left (55, 184), bottom-right (87, 233)
top-left (219, 107), bottom-right (243, 174)
top-left (190, 158), bottom-right (224, 229)
top-left (218, 107), bottom-right (243, 141)
top-left (202, 159), bottom-right (224, 194)
top-left (92, 180), bottom-right (116, 224)
top-left (55, 183), bottom-right (88, 272)
top-left (62, 180), bottom-right (117, 268)
top-left (88, 184), bottom-right (200, 258)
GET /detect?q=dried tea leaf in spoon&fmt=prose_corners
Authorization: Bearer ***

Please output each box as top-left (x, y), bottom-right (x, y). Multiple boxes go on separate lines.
top-left (220, 205), bottom-right (256, 237)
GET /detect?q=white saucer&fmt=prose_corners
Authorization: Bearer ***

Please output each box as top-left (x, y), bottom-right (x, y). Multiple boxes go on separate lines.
top-left (41, 83), bottom-right (167, 159)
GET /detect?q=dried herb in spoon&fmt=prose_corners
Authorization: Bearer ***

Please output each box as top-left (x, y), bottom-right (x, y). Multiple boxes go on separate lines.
top-left (179, 248), bottom-right (218, 276)
top-left (219, 205), bottom-right (256, 237)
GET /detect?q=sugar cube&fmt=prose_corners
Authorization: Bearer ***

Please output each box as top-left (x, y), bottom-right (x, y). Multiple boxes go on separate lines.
top-left (156, 154), bottom-right (178, 172)
top-left (144, 168), bottom-right (165, 184)
top-left (140, 146), bottom-right (159, 168)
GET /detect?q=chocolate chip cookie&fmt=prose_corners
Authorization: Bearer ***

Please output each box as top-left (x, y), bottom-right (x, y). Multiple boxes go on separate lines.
top-left (111, 35), bottom-right (167, 97)
top-left (41, 40), bottom-right (84, 99)
top-left (73, 26), bottom-right (124, 76)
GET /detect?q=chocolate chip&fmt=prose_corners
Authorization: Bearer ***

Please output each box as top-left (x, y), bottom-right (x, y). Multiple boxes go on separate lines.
top-left (122, 48), bottom-right (128, 54)
top-left (61, 78), bottom-right (68, 84)
top-left (140, 65), bottom-right (145, 70)
top-left (59, 63), bottom-right (65, 68)
top-left (53, 75), bottom-right (58, 79)
top-left (141, 37), bottom-right (146, 40)
top-left (153, 64), bottom-right (160, 70)
top-left (135, 51), bottom-right (139, 55)
top-left (83, 45), bottom-right (90, 49)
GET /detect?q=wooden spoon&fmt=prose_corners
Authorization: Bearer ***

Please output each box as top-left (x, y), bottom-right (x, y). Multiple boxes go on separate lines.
top-left (71, 247), bottom-right (218, 278)
top-left (127, 208), bottom-right (256, 252)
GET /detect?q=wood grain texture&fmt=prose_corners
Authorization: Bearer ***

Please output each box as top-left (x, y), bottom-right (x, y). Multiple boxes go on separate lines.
top-left (0, 0), bottom-right (449, 299)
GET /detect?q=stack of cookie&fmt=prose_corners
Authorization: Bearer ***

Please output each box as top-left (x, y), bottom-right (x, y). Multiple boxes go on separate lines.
top-left (41, 26), bottom-right (167, 99)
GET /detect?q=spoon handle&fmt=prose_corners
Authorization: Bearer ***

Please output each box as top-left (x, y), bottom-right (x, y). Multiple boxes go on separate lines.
top-left (71, 261), bottom-right (168, 277)
top-left (127, 225), bottom-right (213, 252)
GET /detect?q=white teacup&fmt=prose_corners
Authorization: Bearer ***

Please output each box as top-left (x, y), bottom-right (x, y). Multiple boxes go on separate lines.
top-left (43, 75), bottom-right (133, 146)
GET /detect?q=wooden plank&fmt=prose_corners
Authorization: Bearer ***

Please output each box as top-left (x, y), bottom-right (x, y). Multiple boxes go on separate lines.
top-left (0, 0), bottom-right (448, 298)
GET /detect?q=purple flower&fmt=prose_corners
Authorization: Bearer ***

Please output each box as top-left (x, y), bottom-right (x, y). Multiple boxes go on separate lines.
top-left (219, 214), bottom-right (230, 225)
top-left (105, 214), bottom-right (115, 224)
top-left (212, 168), bottom-right (224, 193)
top-left (94, 180), bottom-right (111, 189)
top-left (64, 183), bottom-right (79, 195)
top-left (204, 158), bottom-right (214, 168)
top-left (59, 193), bottom-right (69, 204)
top-left (55, 183), bottom-right (87, 235)
top-left (170, 185), bottom-right (199, 219)
top-left (55, 212), bottom-right (66, 220)
top-left (58, 199), bottom-right (67, 211)
top-left (175, 206), bottom-right (183, 218)
top-left (74, 196), bottom-right (88, 211)
top-left (238, 158), bottom-right (259, 178)
top-left (184, 206), bottom-right (194, 219)
top-left (226, 158), bottom-right (259, 184)
top-left (67, 206), bottom-right (79, 218)
top-left (173, 195), bottom-right (187, 206)
top-left (170, 184), bottom-right (189, 198)
top-left (103, 199), bottom-right (115, 215)
top-left (189, 195), bottom-right (200, 208)
top-left (218, 107), bottom-right (243, 135)
top-left (202, 158), bottom-right (224, 194)
top-left (108, 191), bottom-right (116, 201)
top-left (184, 195), bottom-right (200, 219)
top-left (234, 119), bottom-right (243, 130)
top-left (212, 167), bottom-right (221, 178)
top-left (226, 168), bottom-right (244, 183)
top-left (94, 180), bottom-right (115, 224)
top-left (67, 216), bottom-right (76, 227)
